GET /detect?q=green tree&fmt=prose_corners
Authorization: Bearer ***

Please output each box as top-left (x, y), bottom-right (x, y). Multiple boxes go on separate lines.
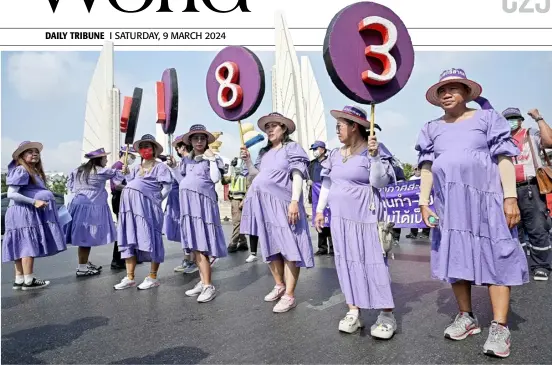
top-left (47, 175), bottom-right (68, 196)
top-left (1, 173), bottom-right (7, 193)
top-left (402, 162), bottom-right (414, 180)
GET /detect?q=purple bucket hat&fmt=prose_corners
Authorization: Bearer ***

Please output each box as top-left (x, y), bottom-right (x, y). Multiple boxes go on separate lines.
top-left (84, 147), bottom-right (111, 159)
top-left (502, 107), bottom-right (525, 121)
top-left (330, 105), bottom-right (381, 131)
top-left (426, 68), bottom-right (482, 106)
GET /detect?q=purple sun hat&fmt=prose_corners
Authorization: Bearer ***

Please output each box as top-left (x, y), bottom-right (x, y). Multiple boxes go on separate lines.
top-left (502, 107), bottom-right (525, 121)
top-left (84, 147), bottom-right (111, 159)
top-left (426, 68), bottom-right (482, 106)
top-left (8, 141), bottom-right (44, 171)
top-left (182, 124), bottom-right (216, 145)
top-left (257, 112), bottom-right (296, 134)
top-left (171, 134), bottom-right (190, 148)
top-left (330, 105), bottom-right (381, 131)
top-left (120, 145), bottom-right (138, 156)
top-left (133, 134), bottom-right (164, 156)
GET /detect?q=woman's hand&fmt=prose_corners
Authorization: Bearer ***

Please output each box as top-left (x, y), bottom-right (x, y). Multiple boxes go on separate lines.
top-left (368, 136), bottom-right (379, 156)
top-left (121, 165), bottom-right (130, 175)
top-left (503, 197), bottom-right (521, 229)
top-left (288, 200), bottom-right (299, 225)
top-left (34, 200), bottom-right (48, 209)
top-left (240, 146), bottom-right (250, 162)
top-left (314, 212), bottom-right (325, 233)
top-left (420, 205), bottom-right (438, 228)
top-left (239, 200), bottom-right (244, 210)
top-left (166, 155), bottom-right (176, 168)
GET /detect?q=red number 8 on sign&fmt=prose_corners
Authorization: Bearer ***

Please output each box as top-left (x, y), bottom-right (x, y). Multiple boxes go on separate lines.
top-left (358, 16), bottom-right (398, 86)
top-left (215, 61), bottom-right (244, 109)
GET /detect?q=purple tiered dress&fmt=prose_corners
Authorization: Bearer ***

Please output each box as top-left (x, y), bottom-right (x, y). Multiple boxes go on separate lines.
top-left (65, 167), bottom-right (124, 247)
top-left (163, 168), bottom-right (182, 242)
top-left (415, 109), bottom-right (529, 285)
top-left (240, 142), bottom-right (314, 267)
top-left (2, 166), bottom-right (67, 262)
top-left (117, 163), bottom-right (173, 263)
top-left (178, 156), bottom-right (227, 258)
top-left (321, 148), bottom-right (395, 309)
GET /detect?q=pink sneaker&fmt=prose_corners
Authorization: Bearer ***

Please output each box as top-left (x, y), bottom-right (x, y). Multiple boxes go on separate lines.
top-left (264, 285), bottom-right (286, 302)
top-left (273, 295), bottom-right (297, 313)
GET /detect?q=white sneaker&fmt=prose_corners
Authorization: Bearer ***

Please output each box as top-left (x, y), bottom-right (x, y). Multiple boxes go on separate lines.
top-left (264, 285), bottom-right (286, 302)
top-left (186, 281), bottom-right (204, 297)
top-left (245, 254), bottom-right (258, 263)
top-left (137, 276), bottom-right (160, 290)
top-left (197, 285), bottom-right (216, 302)
top-left (114, 276), bottom-right (136, 290)
top-left (339, 313), bottom-right (363, 333)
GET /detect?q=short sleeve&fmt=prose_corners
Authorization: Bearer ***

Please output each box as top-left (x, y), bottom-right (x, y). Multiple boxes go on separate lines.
top-left (155, 163), bottom-right (173, 185)
top-left (7, 166), bottom-right (30, 186)
top-left (485, 109), bottom-right (519, 159)
top-left (285, 142), bottom-right (309, 179)
top-left (415, 122), bottom-right (435, 166)
top-left (320, 149), bottom-right (336, 178)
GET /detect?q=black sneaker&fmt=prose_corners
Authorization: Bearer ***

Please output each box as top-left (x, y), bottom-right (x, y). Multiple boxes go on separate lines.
top-left (237, 243), bottom-right (249, 251)
top-left (111, 261), bottom-right (125, 270)
top-left (533, 270), bottom-right (549, 281)
top-left (13, 282), bottom-right (24, 290)
top-left (76, 268), bottom-right (101, 277)
top-left (227, 244), bottom-right (239, 253)
top-left (87, 261), bottom-right (102, 271)
top-left (405, 234), bottom-right (417, 239)
top-left (315, 250), bottom-right (328, 255)
top-left (22, 278), bottom-right (50, 290)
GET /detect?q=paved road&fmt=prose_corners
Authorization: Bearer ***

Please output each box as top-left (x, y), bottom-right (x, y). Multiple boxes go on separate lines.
top-left (2, 226), bottom-right (551, 364)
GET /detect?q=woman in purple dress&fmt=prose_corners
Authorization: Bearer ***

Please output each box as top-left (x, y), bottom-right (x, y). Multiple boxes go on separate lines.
top-left (240, 112), bottom-right (314, 313)
top-left (178, 124), bottom-right (227, 303)
top-left (66, 147), bottom-right (125, 277)
top-left (416, 68), bottom-right (528, 358)
top-left (314, 105), bottom-right (397, 339)
top-left (3, 141), bottom-right (67, 290)
top-left (114, 134), bottom-right (173, 291)
top-left (166, 136), bottom-right (198, 274)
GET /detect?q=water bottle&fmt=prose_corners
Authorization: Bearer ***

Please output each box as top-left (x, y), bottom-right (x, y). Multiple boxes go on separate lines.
top-left (428, 216), bottom-right (439, 225)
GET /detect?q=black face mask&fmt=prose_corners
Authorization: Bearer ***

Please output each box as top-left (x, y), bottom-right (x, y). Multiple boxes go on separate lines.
top-left (231, 158), bottom-right (238, 167)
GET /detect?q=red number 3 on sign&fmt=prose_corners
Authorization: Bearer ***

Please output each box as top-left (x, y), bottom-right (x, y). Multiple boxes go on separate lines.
top-left (215, 61), bottom-right (244, 109)
top-left (358, 16), bottom-right (398, 86)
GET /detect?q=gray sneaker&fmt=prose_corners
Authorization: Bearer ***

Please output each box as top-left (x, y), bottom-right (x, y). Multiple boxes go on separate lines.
top-left (370, 312), bottom-right (397, 340)
top-left (483, 321), bottom-right (511, 358)
top-left (444, 312), bottom-right (481, 340)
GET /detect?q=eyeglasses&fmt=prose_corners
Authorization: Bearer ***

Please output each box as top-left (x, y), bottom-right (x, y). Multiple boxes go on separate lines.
top-left (191, 135), bottom-right (208, 142)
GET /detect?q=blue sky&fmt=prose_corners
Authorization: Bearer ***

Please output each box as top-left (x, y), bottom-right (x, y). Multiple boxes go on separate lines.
top-left (2, 50), bottom-right (551, 173)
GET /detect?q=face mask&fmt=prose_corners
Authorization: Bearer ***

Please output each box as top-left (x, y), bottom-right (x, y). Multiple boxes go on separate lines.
top-left (313, 151), bottom-right (320, 158)
top-left (139, 147), bottom-right (154, 160)
top-left (509, 119), bottom-right (520, 131)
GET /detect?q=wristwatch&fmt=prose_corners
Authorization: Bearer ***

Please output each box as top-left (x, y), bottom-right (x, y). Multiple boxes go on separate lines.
top-left (535, 116), bottom-right (544, 122)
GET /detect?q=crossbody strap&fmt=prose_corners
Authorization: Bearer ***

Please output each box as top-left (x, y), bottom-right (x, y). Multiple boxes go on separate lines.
top-left (526, 128), bottom-right (540, 171)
